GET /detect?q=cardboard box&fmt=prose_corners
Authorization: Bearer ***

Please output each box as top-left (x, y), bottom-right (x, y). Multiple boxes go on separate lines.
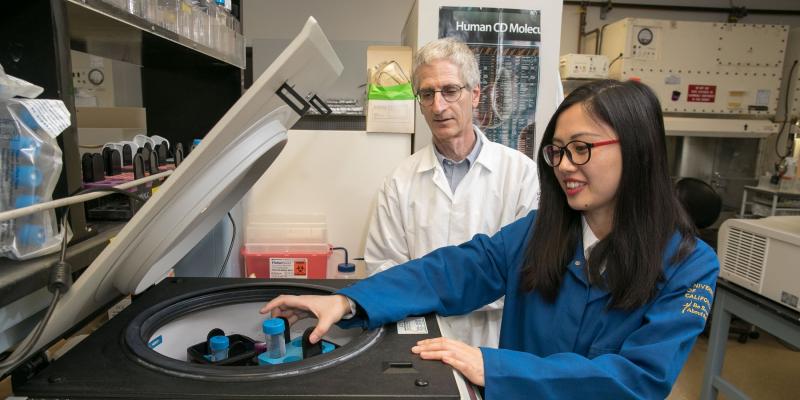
top-left (76, 107), bottom-right (147, 154)
top-left (77, 107), bottom-right (147, 128)
top-left (366, 46), bottom-right (415, 134)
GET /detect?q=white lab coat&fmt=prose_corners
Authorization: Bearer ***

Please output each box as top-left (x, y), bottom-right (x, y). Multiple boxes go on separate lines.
top-left (364, 127), bottom-right (539, 348)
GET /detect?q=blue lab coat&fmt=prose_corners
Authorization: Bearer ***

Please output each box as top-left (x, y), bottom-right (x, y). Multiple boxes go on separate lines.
top-left (338, 210), bottom-right (719, 399)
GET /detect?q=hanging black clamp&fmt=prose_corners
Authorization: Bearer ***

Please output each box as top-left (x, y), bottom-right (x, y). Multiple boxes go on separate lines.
top-left (309, 95), bottom-right (332, 115)
top-left (276, 82), bottom-right (311, 117)
top-left (276, 81), bottom-right (335, 117)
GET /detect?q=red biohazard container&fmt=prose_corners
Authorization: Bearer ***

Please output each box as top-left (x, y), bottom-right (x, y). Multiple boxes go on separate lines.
top-left (242, 243), bottom-right (332, 279)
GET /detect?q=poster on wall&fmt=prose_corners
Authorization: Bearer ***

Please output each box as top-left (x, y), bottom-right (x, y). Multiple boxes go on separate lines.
top-left (439, 7), bottom-right (541, 158)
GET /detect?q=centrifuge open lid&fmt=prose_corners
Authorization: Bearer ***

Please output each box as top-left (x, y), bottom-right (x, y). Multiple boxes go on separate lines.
top-left (9, 17), bottom-right (344, 373)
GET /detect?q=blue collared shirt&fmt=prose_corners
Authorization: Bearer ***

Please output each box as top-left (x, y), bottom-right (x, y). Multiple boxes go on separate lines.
top-left (433, 130), bottom-right (483, 192)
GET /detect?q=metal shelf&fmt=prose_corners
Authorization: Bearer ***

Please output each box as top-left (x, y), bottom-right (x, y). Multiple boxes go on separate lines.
top-left (66, 0), bottom-right (244, 68)
top-left (739, 185), bottom-right (800, 217)
top-left (0, 0), bottom-right (244, 359)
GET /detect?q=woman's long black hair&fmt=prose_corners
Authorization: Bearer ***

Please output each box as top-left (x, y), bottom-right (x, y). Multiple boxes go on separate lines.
top-left (521, 79), bottom-right (697, 309)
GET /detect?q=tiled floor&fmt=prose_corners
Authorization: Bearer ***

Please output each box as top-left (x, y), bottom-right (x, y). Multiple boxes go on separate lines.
top-left (669, 329), bottom-right (800, 399)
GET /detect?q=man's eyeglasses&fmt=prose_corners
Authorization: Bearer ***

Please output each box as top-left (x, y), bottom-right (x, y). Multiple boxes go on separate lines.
top-left (416, 85), bottom-right (466, 106)
top-left (541, 139), bottom-right (620, 167)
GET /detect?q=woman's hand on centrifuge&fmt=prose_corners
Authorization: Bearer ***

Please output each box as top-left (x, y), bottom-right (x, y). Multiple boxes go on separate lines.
top-left (412, 337), bottom-right (485, 387)
top-left (260, 294), bottom-right (350, 343)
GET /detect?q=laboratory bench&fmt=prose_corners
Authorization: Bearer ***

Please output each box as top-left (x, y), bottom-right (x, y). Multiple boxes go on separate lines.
top-left (739, 185), bottom-right (800, 218)
top-left (701, 278), bottom-right (800, 400)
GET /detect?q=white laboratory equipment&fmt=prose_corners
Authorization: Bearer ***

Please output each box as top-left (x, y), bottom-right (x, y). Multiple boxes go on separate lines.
top-left (718, 216), bottom-right (800, 312)
top-left (6, 18), bottom-right (469, 399)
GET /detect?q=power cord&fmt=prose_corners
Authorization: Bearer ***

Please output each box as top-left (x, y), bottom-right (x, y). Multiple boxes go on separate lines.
top-left (775, 59), bottom-right (798, 160)
top-left (0, 186), bottom-right (146, 370)
top-left (331, 247), bottom-right (356, 275)
top-left (0, 283), bottom-right (62, 369)
top-left (608, 52), bottom-right (623, 68)
top-left (217, 212), bottom-right (237, 278)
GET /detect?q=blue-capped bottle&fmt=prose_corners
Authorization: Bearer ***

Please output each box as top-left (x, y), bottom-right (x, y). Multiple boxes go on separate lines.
top-left (1, 132), bottom-right (44, 256)
top-left (190, 138), bottom-right (201, 154)
top-left (12, 194), bottom-right (45, 252)
top-left (334, 262), bottom-right (356, 279)
top-left (11, 138), bottom-right (45, 253)
top-left (262, 318), bottom-right (286, 359)
top-left (209, 335), bottom-right (229, 362)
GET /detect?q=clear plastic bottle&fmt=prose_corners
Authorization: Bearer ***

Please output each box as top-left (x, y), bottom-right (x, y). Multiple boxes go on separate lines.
top-left (156, 0), bottom-right (179, 32)
top-left (262, 318), bottom-right (286, 359)
top-left (334, 262), bottom-right (356, 279)
top-left (192, 1), bottom-right (208, 46)
top-left (223, 4), bottom-right (237, 57)
top-left (212, 0), bottom-right (228, 54)
top-left (125, 0), bottom-right (143, 17)
top-left (330, 247), bottom-right (357, 279)
top-left (208, 335), bottom-right (229, 362)
top-left (177, 0), bottom-right (194, 39)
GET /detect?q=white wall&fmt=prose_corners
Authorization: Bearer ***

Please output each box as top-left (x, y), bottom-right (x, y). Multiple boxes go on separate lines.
top-left (252, 38), bottom-right (392, 102)
top-left (243, 0), bottom-right (414, 43)
top-left (242, 1), bottom-right (417, 278)
top-left (244, 130), bottom-right (410, 277)
top-left (244, 0), bottom-right (415, 101)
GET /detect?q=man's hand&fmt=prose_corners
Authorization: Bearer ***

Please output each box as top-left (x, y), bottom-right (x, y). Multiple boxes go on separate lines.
top-left (260, 294), bottom-right (350, 343)
top-left (412, 337), bottom-right (485, 387)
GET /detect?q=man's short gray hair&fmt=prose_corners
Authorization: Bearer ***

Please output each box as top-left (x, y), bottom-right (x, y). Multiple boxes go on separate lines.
top-left (412, 37), bottom-right (480, 91)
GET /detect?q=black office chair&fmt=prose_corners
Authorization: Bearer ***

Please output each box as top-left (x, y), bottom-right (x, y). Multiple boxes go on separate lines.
top-left (675, 177), bottom-right (722, 248)
top-left (675, 177), bottom-right (759, 343)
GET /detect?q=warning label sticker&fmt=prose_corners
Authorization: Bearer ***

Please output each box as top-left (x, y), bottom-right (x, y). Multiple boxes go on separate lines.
top-left (293, 259), bottom-right (307, 276)
top-left (397, 317), bottom-right (428, 334)
top-left (687, 84), bottom-right (716, 103)
top-left (270, 258), bottom-right (308, 279)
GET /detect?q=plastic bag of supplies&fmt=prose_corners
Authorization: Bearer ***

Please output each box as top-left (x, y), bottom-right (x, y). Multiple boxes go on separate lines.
top-left (0, 63), bottom-right (70, 260)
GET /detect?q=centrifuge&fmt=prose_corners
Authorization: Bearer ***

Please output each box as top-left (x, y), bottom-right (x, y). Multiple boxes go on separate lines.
top-left (7, 17), bottom-right (467, 399)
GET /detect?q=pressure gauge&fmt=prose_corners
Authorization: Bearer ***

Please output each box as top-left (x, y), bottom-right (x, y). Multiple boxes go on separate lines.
top-left (88, 68), bottom-right (105, 85)
top-left (637, 28), bottom-right (654, 46)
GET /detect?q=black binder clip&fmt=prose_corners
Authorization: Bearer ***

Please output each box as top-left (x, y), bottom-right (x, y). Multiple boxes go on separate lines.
top-left (276, 82), bottom-right (310, 117)
top-left (82, 153), bottom-right (104, 182)
top-left (103, 148), bottom-right (122, 176)
top-left (309, 95), bottom-right (332, 115)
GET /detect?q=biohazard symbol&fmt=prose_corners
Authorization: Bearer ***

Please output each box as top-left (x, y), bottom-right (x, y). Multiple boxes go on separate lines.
top-left (294, 260), bottom-right (307, 276)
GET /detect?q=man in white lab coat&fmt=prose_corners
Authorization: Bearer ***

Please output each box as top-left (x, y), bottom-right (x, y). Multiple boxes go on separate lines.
top-left (364, 38), bottom-right (540, 349)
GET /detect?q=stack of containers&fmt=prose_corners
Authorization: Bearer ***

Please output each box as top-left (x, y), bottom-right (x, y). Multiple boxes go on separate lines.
top-left (242, 215), bottom-right (331, 279)
top-left (101, 0), bottom-right (243, 59)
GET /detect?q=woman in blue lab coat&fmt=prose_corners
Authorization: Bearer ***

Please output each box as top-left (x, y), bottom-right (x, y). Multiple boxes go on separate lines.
top-left (261, 79), bottom-right (719, 399)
